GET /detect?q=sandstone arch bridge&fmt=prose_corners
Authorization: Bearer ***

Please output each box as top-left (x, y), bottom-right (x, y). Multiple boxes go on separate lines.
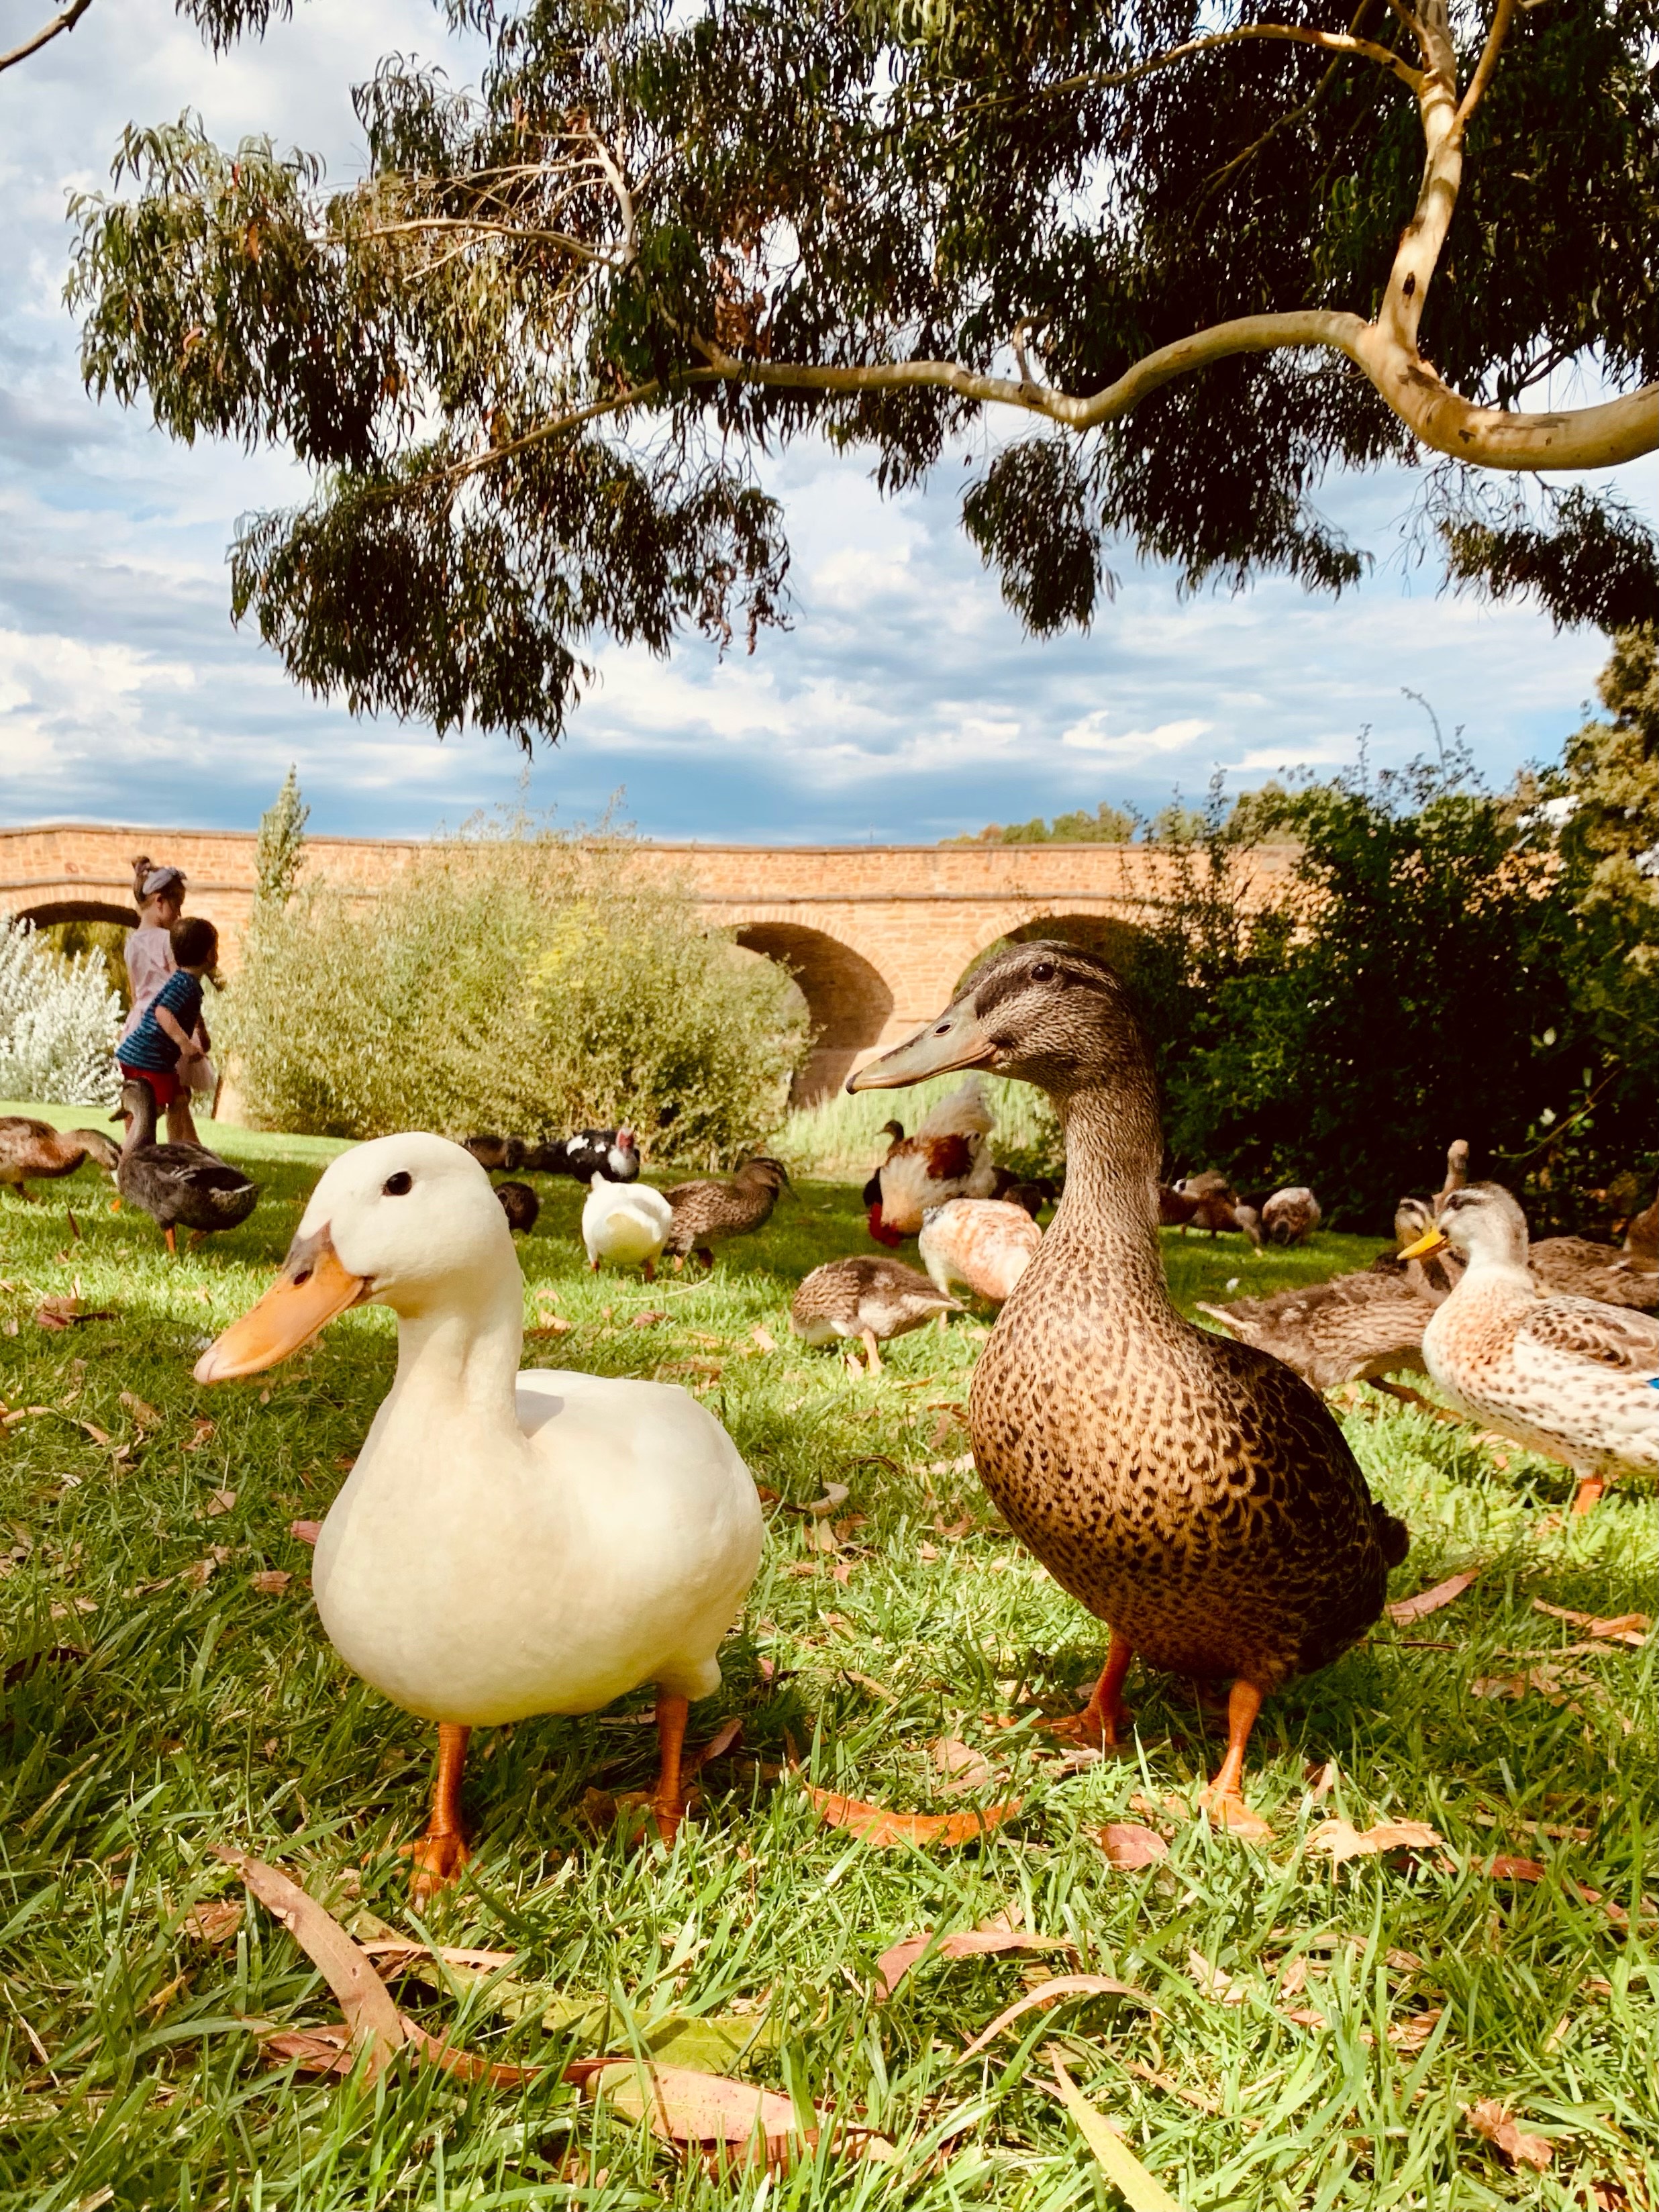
top-left (2, 823), bottom-right (1296, 1102)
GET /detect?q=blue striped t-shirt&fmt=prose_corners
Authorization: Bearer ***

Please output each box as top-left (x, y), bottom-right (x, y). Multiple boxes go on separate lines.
top-left (121, 968), bottom-right (203, 1072)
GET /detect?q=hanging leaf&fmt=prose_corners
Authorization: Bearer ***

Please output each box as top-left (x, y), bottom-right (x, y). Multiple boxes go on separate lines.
top-left (803, 1783), bottom-right (1019, 1848)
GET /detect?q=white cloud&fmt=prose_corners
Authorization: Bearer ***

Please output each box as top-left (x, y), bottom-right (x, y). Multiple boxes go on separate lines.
top-left (1062, 711), bottom-right (1212, 757)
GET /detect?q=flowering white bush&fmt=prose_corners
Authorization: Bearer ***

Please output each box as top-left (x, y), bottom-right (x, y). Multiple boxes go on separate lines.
top-left (0, 919), bottom-right (123, 1107)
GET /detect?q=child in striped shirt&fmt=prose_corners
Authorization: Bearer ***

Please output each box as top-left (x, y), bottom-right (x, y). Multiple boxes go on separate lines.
top-left (119, 917), bottom-right (218, 1146)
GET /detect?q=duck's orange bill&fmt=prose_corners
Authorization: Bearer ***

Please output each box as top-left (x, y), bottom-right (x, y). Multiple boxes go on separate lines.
top-left (193, 1229), bottom-right (367, 1384)
top-left (1398, 1227), bottom-right (1449, 1261)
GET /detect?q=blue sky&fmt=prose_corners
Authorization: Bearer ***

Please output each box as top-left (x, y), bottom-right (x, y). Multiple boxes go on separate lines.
top-left (1, 0), bottom-right (1652, 844)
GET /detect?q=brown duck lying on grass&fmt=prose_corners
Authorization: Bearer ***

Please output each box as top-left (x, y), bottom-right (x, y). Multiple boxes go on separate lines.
top-left (0, 1117), bottom-right (119, 1200)
top-left (663, 1156), bottom-right (789, 1268)
top-left (790, 1256), bottom-right (959, 1372)
top-left (850, 940), bottom-right (1408, 1829)
top-left (1198, 1269), bottom-right (1438, 1393)
top-left (1527, 1191), bottom-right (1658, 1311)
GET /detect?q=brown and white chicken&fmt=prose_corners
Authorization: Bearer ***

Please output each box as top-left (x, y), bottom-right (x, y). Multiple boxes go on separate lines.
top-left (919, 1197), bottom-right (1042, 1303)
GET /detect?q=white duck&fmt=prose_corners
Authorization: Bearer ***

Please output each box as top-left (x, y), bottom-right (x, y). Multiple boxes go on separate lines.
top-left (193, 1134), bottom-right (763, 1891)
top-left (582, 1172), bottom-right (673, 1279)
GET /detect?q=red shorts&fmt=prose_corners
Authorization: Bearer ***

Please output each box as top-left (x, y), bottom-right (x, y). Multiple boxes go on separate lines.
top-left (119, 1063), bottom-right (180, 1109)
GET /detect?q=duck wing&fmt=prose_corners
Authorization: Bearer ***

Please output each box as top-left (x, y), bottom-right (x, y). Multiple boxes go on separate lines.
top-left (1514, 1297), bottom-right (1659, 1376)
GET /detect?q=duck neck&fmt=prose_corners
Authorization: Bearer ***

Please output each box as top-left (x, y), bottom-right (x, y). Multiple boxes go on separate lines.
top-left (1051, 1083), bottom-right (1172, 1312)
top-left (384, 1266), bottom-right (525, 1434)
top-left (122, 1085), bottom-right (156, 1153)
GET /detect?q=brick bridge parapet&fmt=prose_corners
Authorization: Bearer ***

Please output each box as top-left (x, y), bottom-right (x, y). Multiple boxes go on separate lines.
top-left (1, 823), bottom-right (1297, 1101)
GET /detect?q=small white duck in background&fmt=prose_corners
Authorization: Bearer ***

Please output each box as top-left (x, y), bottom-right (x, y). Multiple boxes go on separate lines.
top-left (582, 1172), bottom-right (673, 1280)
top-left (194, 1134), bottom-right (762, 1891)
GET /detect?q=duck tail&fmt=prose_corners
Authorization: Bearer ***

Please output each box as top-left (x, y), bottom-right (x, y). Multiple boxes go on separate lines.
top-left (1374, 1505), bottom-right (1410, 1569)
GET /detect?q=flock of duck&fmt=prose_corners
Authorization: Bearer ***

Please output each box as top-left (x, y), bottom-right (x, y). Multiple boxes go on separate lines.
top-left (7, 940), bottom-right (1656, 1891)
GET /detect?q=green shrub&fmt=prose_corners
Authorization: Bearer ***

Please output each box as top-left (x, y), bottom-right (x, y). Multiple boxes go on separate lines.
top-left (780, 1073), bottom-right (1062, 1183)
top-left (221, 825), bottom-right (808, 1164)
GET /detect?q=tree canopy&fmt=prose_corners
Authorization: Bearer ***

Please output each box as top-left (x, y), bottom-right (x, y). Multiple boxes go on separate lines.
top-left (66, 0), bottom-right (1659, 746)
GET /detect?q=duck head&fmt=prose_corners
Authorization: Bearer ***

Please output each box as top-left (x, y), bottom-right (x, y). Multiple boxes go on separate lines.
top-left (194, 1134), bottom-right (513, 1382)
top-left (848, 941), bottom-right (1153, 1107)
top-left (1400, 1181), bottom-right (1529, 1274)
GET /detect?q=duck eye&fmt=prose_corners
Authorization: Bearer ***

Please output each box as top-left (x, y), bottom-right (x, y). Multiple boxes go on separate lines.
top-left (1030, 961), bottom-right (1055, 981)
top-left (383, 1171), bottom-right (413, 1197)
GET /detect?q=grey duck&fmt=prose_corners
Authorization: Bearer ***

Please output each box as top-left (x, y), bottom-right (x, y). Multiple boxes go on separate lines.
top-left (850, 941), bottom-right (1408, 1827)
top-left (0, 1117), bottom-right (120, 1199)
top-left (117, 1078), bottom-right (259, 1251)
top-left (662, 1156), bottom-right (789, 1268)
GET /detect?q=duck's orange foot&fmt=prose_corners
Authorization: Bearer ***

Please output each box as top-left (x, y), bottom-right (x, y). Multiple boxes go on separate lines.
top-left (401, 1828), bottom-right (470, 1897)
top-left (1570, 1474), bottom-right (1607, 1517)
top-left (1197, 1786), bottom-right (1272, 1840)
top-left (613, 1787), bottom-right (698, 1846)
top-left (1040, 1702), bottom-right (1125, 1751)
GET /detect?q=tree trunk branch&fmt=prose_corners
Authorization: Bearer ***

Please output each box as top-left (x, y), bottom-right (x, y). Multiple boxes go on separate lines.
top-left (0, 0), bottom-right (92, 74)
top-left (1019, 21), bottom-right (1422, 102)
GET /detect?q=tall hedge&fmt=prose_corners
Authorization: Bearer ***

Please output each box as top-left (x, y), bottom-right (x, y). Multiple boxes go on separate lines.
top-left (223, 827), bottom-right (808, 1164)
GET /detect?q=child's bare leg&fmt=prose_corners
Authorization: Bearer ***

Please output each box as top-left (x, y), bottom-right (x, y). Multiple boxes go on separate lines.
top-left (166, 1097), bottom-right (201, 1146)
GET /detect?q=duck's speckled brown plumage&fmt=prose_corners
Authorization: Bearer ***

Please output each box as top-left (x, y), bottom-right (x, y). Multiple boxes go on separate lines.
top-left (791, 1256), bottom-right (958, 1348)
top-left (662, 1157), bottom-right (789, 1262)
top-left (1197, 1270), bottom-right (1436, 1393)
top-left (856, 944), bottom-right (1407, 1704)
top-left (0, 1116), bottom-right (120, 1197)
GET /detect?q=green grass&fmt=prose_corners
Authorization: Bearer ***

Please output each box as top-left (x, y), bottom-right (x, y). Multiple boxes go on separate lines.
top-left (778, 1076), bottom-right (1060, 1183)
top-left (0, 1119), bottom-right (1654, 2211)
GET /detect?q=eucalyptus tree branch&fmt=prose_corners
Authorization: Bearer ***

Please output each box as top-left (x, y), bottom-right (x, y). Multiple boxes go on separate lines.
top-left (1454, 0), bottom-right (1515, 123)
top-left (1002, 20), bottom-right (1424, 104)
top-left (0, 0), bottom-right (92, 74)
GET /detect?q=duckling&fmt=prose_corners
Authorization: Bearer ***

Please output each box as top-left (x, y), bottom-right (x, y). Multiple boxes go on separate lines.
top-left (663, 1157), bottom-right (789, 1269)
top-left (0, 1117), bottom-right (120, 1200)
top-left (870, 1077), bottom-right (997, 1240)
top-left (919, 1197), bottom-right (1042, 1304)
top-left (117, 1079), bottom-right (258, 1252)
top-left (495, 1180), bottom-right (540, 1236)
top-left (583, 1174), bottom-right (673, 1279)
top-left (193, 1134), bottom-right (763, 1890)
top-left (850, 941), bottom-right (1408, 1829)
top-left (791, 1256), bottom-right (960, 1372)
top-left (1261, 1187), bottom-right (1321, 1246)
top-left (1402, 1183), bottom-right (1659, 1516)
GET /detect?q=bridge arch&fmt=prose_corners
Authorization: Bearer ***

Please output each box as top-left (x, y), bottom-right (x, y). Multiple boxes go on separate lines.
top-left (13, 899), bottom-right (138, 933)
top-left (733, 921), bottom-right (895, 1102)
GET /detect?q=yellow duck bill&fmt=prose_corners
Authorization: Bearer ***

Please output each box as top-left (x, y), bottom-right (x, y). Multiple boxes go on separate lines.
top-left (193, 1227), bottom-right (368, 1383)
top-left (846, 1001), bottom-right (997, 1091)
top-left (1397, 1225), bottom-right (1450, 1261)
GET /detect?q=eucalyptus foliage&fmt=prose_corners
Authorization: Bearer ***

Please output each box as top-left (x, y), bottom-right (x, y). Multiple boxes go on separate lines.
top-left (65, 0), bottom-right (1658, 746)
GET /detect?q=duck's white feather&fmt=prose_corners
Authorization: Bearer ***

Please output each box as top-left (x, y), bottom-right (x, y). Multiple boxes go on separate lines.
top-left (582, 1176), bottom-right (673, 1268)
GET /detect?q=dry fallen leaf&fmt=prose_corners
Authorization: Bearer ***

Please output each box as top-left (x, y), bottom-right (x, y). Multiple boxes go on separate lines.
top-left (873, 1927), bottom-right (1070, 2003)
top-left (570, 2056), bottom-right (858, 2170)
top-left (290, 1519), bottom-right (321, 1547)
top-left (1466, 2098), bottom-right (1553, 2172)
top-left (202, 1488), bottom-right (238, 1518)
top-left (1050, 2055), bottom-right (1184, 2212)
top-left (1307, 1817), bottom-right (1442, 1863)
top-left (182, 1899), bottom-right (244, 1946)
top-left (180, 1546), bottom-right (233, 1589)
top-left (957, 1975), bottom-right (1155, 2062)
top-left (1532, 1599), bottom-right (1648, 1646)
top-left (527, 1317), bottom-right (573, 1339)
top-left (1387, 2007), bottom-right (1444, 2053)
top-left (250, 1570), bottom-right (293, 1595)
top-left (803, 1783), bottom-right (1019, 1849)
top-left (803, 1483), bottom-right (852, 1520)
top-left (751, 1325), bottom-right (777, 1354)
top-left (631, 1310), bottom-right (667, 1329)
top-left (1187, 1950), bottom-right (1248, 2005)
top-left (1385, 1570), bottom-right (1479, 1625)
top-left (181, 1417), bottom-right (216, 1452)
top-left (1097, 1821), bottom-right (1170, 1867)
top-left (931, 1738), bottom-right (995, 1795)
top-left (119, 1391), bottom-right (162, 1429)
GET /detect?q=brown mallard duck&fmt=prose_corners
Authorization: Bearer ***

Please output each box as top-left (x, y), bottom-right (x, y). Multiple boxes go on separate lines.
top-left (0, 1117), bottom-right (119, 1200)
top-left (850, 941), bottom-right (1409, 1827)
top-left (790, 1256), bottom-right (959, 1372)
top-left (117, 1079), bottom-right (259, 1252)
top-left (1403, 1183), bottom-right (1659, 1516)
top-left (1372, 1197), bottom-right (1465, 1301)
top-left (1527, 1203), bottom-right (1659, 1311)
top-left (1197, 1270), bottom-right (1436, 1391)
top-left (662, 1156), bottom-right (789, 1268)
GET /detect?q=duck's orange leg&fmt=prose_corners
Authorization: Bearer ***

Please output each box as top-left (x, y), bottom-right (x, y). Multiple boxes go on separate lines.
top-left (1044, 1629), bottom-right (1134, 1748)
top-left (404, 1723), bottom-right (472, 1897)
top-left (1570, 1474), bottom-right (1607, 1517)
top-left (164, 1225), bottom-right (177, 1256)
top-left (650, 1689), bottom-right (690, 1842)
top-left (1199, 1680), bottom-right (1264, 1829)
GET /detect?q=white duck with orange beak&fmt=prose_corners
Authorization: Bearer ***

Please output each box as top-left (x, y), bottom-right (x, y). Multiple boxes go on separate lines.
top-left (194, 1133), bottom-right (763, 1891)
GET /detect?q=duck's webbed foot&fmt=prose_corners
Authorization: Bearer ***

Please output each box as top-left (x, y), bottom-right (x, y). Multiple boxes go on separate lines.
top-left (1199, 1680), bottom-right (1271, 1836)
top-left (1570, 1474), bottom-right (1607, 1517)
top-left (401, 1723), bottom-right (472, 1897)
top-left (1043, 1630), bottom-right (1133, 1750)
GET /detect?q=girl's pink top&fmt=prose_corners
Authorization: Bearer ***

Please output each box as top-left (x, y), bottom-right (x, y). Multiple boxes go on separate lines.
top-left (119, 925), bottom-right (174, 1045)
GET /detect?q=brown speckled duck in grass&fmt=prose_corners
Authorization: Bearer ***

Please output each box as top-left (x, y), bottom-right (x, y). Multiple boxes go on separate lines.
top-left (0, 1117), bottom-right (120, 1200)
top-left (1197, 1268), bottom-right (1437, 1393)
top-left (663, 1156), bottom-right (789, 1269)
top-left (1403, 1183), bottom-right (1659, 1517)
top-left (850, 940), bottom-right (1409, 1829)
top-left (791, 1256), bottom-right (960, 1372)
